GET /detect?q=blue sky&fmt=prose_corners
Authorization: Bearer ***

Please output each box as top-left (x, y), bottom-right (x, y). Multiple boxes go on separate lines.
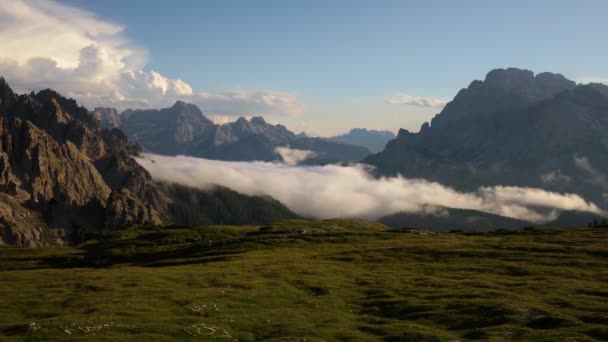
top-left (2, 1), bottom-right (607, 135)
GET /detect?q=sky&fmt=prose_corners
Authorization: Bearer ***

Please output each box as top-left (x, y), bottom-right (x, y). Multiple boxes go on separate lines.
top-left (1, 0), bottom-right (607, 136)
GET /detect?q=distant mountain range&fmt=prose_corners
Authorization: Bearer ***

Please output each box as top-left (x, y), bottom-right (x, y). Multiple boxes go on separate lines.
top-left (365, 68), bottom-right (608, 206)
top-left (93, 103), bottom-right (371, 164)
top-left (330, 128), bottom-right (395, 153)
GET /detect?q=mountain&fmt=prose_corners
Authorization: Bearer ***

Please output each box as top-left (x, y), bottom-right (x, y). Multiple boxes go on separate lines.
top-left (0, 77), bottom-right (164, 246)
top-left (365, 68), bottom-right (608, 206)
top-left (110, 103), bottom-right (371, 164)
top-left (330, 128), bottom-right (395, 153)
top-left (92, 107), bottom-right (121, 129)
top-left (121, 101), bottom-right (216, 156)
top-left (0, 78), bottom-right (299, 246)
top-left (379, 206), bottom-right (530, 231)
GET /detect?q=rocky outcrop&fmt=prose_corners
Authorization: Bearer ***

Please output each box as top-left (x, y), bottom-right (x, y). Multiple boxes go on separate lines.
top-left (92, 107), bottom-right (121, 129)
top-left (94, 151), bottom-right (165, 215)
top-left (104, 189), bottom-right (161, 226)
top-left (0, 117), bottom-right (111, 205)
top-left (121, 100), bottom-right (216, 155)
top-left (0, 193), bottom-right (64, 247)
top-left (0, 77), bottom-right (167, 246)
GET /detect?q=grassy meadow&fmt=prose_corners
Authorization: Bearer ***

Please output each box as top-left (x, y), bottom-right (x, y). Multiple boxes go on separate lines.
top-left (0, 220), bottom-right (607, 341)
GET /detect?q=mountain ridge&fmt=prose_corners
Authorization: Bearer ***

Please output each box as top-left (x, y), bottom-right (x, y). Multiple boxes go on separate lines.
top-left (364, 68), bottom-right (608, 207)
top-left (95, 102), bottom-right (371, 164)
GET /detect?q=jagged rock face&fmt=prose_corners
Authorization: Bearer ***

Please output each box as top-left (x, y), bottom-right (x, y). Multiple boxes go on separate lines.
top-left (213, 116), bottom-right (295, 146)
top-left (94, 151), bottom-right (165, 212)
top-left (92, 107), bottom-right (121, 129)
top-left (364, 68), bottom-right (608, 205)
top-left (118, 102), bottom-right (370, 164)
top-left (0, 193), bottom-right (65, 247)
top-left (0, 77), bottom-right (167, 246)
top-left (121, 101), bottom-right (215, 155)
top-left (104, 189), bottom-right (161, 226)
top-left (0, 117), bottom-right (111, 205)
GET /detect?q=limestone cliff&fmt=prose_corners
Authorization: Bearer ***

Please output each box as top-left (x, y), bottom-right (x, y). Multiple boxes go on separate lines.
top-left (0, 77), bottom-right (165, 246)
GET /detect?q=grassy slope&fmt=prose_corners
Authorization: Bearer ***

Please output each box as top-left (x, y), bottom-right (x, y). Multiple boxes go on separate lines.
top-left (0, 220), bottom-right (607, 341)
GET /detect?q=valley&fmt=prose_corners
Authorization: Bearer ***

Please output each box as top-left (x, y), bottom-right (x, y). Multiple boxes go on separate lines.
top-left (1, 2), bottom-right (607, 341)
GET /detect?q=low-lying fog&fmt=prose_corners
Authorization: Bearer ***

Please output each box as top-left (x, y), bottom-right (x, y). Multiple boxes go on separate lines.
top-left (137, 153), bottom-right (604, 223)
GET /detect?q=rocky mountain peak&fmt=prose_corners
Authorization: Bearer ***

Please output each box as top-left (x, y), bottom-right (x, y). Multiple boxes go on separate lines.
top-left (171, 100), bottom-right (203, 115)
top-left (397, 128), bottom-right (411, 137)
top-left (365, 67), bottom-right (608, 208)
top-left (92, 107), bottom-right (121, 129)
top-left (250, 116), bottom-right (266, 126)
top-left (484, 67), bottom-right (535, 87)
top-left (0, 75), bottom-right (16, 108)
top-left (0, 78), bottom-right (166, 246)
top-left (481, 68), bottom-right (576, 98)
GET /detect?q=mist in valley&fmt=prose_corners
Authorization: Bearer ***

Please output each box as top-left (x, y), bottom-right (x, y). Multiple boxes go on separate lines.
top-left (137, 153), bottom-right (605, 223)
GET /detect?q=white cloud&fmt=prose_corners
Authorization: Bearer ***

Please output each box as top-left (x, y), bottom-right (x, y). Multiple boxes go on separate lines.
top-left (386, 93), bottom-right (447, 108)
top-left (136, 154), bottom-right (605, 223)
top-left (195, 90), bottom-right (302, 117)
top-left (540, 170), bottom-right (572, 185)
top-left (575, 156), bottom-right (608, 188)
top-left (275, 147), bottom-right (316, 165)
top-left (209, 114), bottom-right (244, 125)
top-left (0, 0), bottom-right (302, 116)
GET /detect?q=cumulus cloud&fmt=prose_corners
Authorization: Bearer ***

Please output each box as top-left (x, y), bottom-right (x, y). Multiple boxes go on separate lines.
top-left (0, 0), bottom-right (302, 115)
top-left (275, 147), bottom-right (316, 165)
top-left (136, 154), bottom-right (605, 223)
top-left (386, 93), bottom-right (447, 108)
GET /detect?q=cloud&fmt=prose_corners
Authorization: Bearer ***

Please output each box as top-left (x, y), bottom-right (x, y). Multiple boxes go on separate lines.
top-left (386, 93), bottom-right (447, 108)
top-left (0, 0), bottom-right (301, 116)
top-left (209, 114), bottom-right (244, 125)
top-left (575, 156), bottom-right (608, 188)
top-left (136, 154), bottom-right (605, 223)
top-left (540, 170), bottom-right (572, 185)
top-left (275, 147), bottom-right (316, 165)
top-left (195, 90), bottom-right (303, 117)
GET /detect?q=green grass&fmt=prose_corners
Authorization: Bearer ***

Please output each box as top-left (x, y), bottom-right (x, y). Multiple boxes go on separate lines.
top-left (0, 220), bottom-right (607, 341)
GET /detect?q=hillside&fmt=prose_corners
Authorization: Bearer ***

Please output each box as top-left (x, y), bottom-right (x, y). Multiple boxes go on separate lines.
top-left (0, 221), bottom-right (606, 340)
top-left (364, 68), bottom-right (608, 205)
top-left (379, 207), bottom-right (607, 231)
top-left (379, 207), bottom-right (531, 231)
top-left (161, 183), bottom-right (298, 225)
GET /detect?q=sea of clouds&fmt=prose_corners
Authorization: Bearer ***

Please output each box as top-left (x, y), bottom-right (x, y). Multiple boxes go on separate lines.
top-left (137, 153), bottom-right (605, 223)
